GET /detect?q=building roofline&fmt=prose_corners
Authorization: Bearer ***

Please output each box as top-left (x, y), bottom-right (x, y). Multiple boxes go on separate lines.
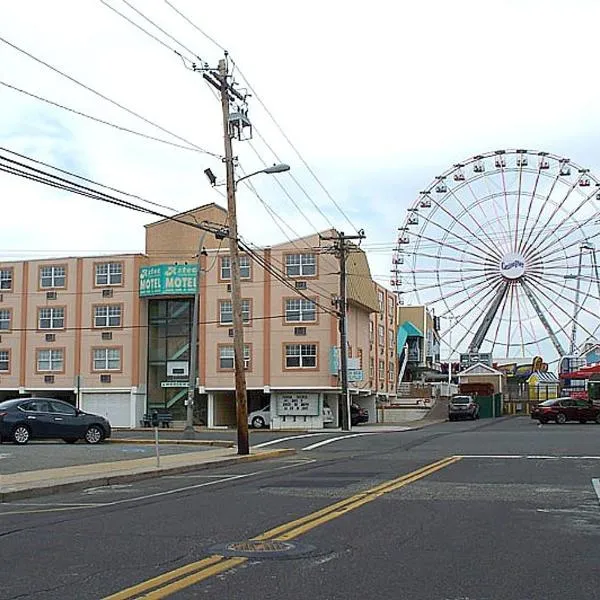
top-left (144, 203), bottom-right (227, 229)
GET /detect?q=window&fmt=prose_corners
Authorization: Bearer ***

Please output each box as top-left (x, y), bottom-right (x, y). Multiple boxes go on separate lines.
top-left (95, 262), bottom-right (122, 286)
top-left (0, 309), bottom-right (10, 330)
top-left (285, 298), bottom-right (317, 322)
top-left (220, 256), bottom-right (251, 280)
top-left (378, 290), bottom-right (384, 313)
top-left (40, 265), bottom-right (65, 288)
top-left (388, 297), bottom-right (394, 315)
top-left (378, 324), bottom-right (385, 345)
top-left (285, 344), bottom-right (317, 368)
top-left (285, 253), bottom-right (316, 277)
top-left (388, 362), bottom-right (395, 382)
top-left (49, 400), bottom-right (77, 416)
top-left (37, 349), bottom-right (64, 372)
top-left (369, 321), bottom-right (374, 342)
top-left (0, 350), bottom-right (8, 371)
top-left (389, 330), bottom-right (394, 349)
top-left (94, 305), bottom-right (122, 328)
top-left (378, 359), bottom-right (385, 380)
top-left (369, 357), bottom-right (374, 378)
top-left (38, 307), bottom-right (65, 329)
top-left (219, 345), bottom-right (250, 369)
top-left (220, 257), bottom-right (231, 280)
top-left (219, 299), bottom-right (251, 324)
top-left (93, 348), bottom-right (121, 371)
top-left (0, 268), bottom-right (12, 290)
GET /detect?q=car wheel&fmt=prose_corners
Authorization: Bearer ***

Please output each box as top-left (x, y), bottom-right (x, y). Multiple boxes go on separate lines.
top-left (84, 425), bottom-right (105, 444)
top-left (12, 424), bottom-right (31, 445)
top-left (251, 416), bottom-right (266, 429)
top-left (556, 412), bottom-right (567, 424)
top-left (63, 438), bottom-right (78, 444)
top-left (595, 413), bottom-right (600, 424)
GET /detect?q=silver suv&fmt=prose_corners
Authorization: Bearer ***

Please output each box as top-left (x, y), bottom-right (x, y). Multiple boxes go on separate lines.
top-left (448, 395), bottom-right (480, 421)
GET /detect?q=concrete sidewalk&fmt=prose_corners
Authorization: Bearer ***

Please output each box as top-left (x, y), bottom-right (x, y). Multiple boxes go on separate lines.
top-left (0, 446), bottom-right (294, 502)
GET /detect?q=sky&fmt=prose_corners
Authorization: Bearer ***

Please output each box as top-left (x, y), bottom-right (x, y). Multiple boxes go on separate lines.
top-left (2, 0), bottom-right (600, 361)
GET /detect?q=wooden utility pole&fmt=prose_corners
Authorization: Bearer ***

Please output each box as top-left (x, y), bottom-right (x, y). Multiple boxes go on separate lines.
top-left (219, 58), bottom-right (249, 455)
top-left (320, 229), bottom-right (365, 431)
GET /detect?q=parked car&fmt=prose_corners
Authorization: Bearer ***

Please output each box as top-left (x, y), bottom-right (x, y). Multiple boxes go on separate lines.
top-left (448, 395), bottom-right (480, 421)
top-left (0, 398), bottom-right (112, 444)
top-left (350, 403), bottom-right (369, 426)
top-left (248, 405), bottom-right (335, 428)
top-left (530, 397), bottom-right (600, 424)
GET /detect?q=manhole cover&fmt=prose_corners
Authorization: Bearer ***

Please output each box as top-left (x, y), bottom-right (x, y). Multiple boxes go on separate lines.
top-left (209, 539), bottom-right (314, 559)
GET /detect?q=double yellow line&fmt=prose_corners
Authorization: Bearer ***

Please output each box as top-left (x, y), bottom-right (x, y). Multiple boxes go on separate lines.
top-left (104, 455), bottom-right (461, 599)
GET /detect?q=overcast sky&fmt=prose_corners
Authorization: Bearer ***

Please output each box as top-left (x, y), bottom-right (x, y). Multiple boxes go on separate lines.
top-left (2, 1), bottom-right (600, 298)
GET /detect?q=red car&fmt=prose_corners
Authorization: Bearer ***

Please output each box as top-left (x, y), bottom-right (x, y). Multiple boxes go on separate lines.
top-left (530, 397), bottom-right (600, 424)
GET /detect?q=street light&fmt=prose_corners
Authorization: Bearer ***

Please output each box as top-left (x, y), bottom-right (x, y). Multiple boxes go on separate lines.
top-left (205, 163), bottom-right (290, 189)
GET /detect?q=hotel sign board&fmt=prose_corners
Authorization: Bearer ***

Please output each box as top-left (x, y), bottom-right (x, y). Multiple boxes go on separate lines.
top-left (140, 264), bottom-right (198, 297)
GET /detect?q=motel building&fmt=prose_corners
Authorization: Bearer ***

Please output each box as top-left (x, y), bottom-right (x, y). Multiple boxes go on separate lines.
top-left (0, 204), bottom-right (396, 429)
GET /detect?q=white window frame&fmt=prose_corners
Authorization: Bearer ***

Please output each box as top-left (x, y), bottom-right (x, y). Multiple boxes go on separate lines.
top-left (285, 254), bottom-right (316, 277)
top-left (93, 348), bottom-right (121, 371)
top-left (389, 330), bottom-right (394, 349)
top-left (285, 298), bottom-right (317, 323)
top-left (37, 349), bottom-right (63, 372)
top-left (378, 324), bottom-right (385, 345)
top-left (0, 309), bottom-right (10, 330)
top-left (38, 307), bottom-right (65, 330)
top-left (94, 305), bottom-right (122, 328)
top-left (220, 299), bottom-right (250, 324)
top-left (378, 359), bottom-right (385, 380)
top-left (0, 269), bottom-right (12, 290)
top-left (95, 262), bottom-right (122, 286)
top-left (239, 255), bottom-right (251, 279)
top-left (219, 345), bottom-right (250, 369)
top-left (220, 257), bottom-right (231, 280)
top-left (0, 350), bottom-right (8, 371)
top-left (40, 266), bottom-right (65, 289)
top-left (285, 343), bottom-right (317, 368)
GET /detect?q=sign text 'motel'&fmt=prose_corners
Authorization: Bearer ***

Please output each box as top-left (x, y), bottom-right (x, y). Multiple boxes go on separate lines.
top-left (139, 264), bottom-right (198, 297)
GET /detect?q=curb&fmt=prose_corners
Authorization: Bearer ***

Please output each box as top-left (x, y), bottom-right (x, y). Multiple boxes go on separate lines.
top-left (107, 438), bottom-right (235, 448)
top-left (0, 448), bottom-right (296, 503)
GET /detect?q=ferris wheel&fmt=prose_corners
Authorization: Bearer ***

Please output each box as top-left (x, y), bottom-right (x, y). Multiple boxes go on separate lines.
top-left (392, 149), bottom-right (600, 361)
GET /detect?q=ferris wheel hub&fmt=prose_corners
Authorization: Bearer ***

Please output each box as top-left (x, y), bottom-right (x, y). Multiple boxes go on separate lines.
top-left (500, 252), bottom-right (526, 280)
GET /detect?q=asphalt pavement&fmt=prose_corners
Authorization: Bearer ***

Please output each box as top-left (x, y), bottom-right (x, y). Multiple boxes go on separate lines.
top-left (0, 416), bottom-right (598, 600)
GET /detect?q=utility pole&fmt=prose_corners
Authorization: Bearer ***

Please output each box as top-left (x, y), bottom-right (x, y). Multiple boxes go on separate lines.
top-left (320, 229), bottom-right (365, 431)
top-left (218, 57), bottom-right (249, 455)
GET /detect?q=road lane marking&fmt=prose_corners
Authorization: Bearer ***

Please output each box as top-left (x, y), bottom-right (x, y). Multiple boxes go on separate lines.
top-left (592, 479), bottom-right (600, 505)
top-left (461, 455), bottom-right (600, 460)
top-left (302, 432), bottom-right (376, 450)
top-left (103, 456), bottom-right (460, 600)
top-left (0, 460), bottom-right (316, 516)
top-left (253, 433), bottom-right (326, 448)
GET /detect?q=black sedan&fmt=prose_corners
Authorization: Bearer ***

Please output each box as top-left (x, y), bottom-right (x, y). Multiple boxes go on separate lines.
top-left (0, 398), bottom-right (111, 444)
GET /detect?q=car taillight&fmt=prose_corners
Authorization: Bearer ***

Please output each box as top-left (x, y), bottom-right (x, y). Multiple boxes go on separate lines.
top-left (0, 411), bottom-right (6, 418)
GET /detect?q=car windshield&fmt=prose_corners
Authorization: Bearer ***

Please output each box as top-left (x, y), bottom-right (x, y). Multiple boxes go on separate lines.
top-left (539, 399), bottom-right (558, 407)
top-left (452, 397), bottom-right (471, 404)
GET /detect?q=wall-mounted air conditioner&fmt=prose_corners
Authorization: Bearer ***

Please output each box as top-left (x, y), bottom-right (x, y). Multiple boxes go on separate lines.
top-left (167, 361), bottom-right (189, 377)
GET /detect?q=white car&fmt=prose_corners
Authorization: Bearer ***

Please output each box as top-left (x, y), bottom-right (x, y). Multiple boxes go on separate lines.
top-left (248, 405), bottom-right (334, 428)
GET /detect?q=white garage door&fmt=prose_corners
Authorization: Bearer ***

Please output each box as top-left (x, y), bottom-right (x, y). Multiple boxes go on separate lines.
top-left (82, 393), bottom-right (131, 428)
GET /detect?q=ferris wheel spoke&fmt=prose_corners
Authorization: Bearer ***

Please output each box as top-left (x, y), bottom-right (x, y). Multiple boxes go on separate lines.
top-left (528, 272), bottom-right (600, 320)
top-left (477, 171), bottom-right (512, 255)
top-left (432, 188), bottom-right (504, 260)
top-left (403, 271), bottom-right (492, 295)
top-left (522, 178), bottom-right (581, 259)
top-left (537, 227), bottom-right (600, 265)
top-left (468, 281), bottom-right (510, 353)
top-left (489, 280), bottom-right (512, 356)
top-left (432, 275), bottom-right (497, 310)
top-left (513, 286), bottom-right (529, 358)
top-left (506, 284), bottom-right (516, 355)
top-left (513, 162), bottom-right (525, 252)
top-left (499, 165), bottom-right (514, 249)
top-left (406, 249), bottom-right (492, 268)
top-left (519, 172), bottom-right (561, 257)
top-left (517, 166), bottom-right (543, 254)
top-left (409, 230), bottom-right (495, 265)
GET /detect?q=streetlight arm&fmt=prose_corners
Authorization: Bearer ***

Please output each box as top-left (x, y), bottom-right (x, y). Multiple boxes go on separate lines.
top-left (235, 163), bottom-right (290, 188)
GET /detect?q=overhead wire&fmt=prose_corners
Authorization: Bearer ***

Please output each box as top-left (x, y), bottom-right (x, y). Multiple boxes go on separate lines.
top-left (0, 34), bottom-right (221, 158)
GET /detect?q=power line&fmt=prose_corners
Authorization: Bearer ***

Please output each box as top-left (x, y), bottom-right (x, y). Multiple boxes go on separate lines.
top-left (0, 34), bottom-right (221, 158)
top-left (163, 0), bottom-right (226, 52)
top-left (0, 81), bottom-right (202, 153)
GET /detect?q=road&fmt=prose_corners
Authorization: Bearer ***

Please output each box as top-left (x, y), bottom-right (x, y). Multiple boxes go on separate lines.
top-left (0, 417), bottom-right (599, 600)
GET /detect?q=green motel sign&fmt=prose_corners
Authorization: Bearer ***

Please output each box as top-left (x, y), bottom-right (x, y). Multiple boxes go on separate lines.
top-left (139, 264), bottom-right (198, 297)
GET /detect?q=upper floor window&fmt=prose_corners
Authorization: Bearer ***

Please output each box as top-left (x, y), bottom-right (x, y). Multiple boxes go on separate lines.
top-left (285, 298), bottom-right (317, 322)
top-left (219, 299), bottom-right (251, 324)
top-left (0, 309), bottom-right (10, 331)
top-left (285, 253), bottom-right (316, 277)
top-left (219, 345), bottom-right (251, 370)
top-left (37, 348), bottom-right (64, 372)
top-left (92, 347), bottom-right (121, 371)
top-left (94, 305), bottom-right (122, 328)
top-left (0, 350), bottom-right (9, 371)
top-left (220, 256), bottom-right (251, 280)
top-left (369, 321), bottom-right (374, 342)
top-left (389, 330), bottom-right (394, 349)
top-left (38, 307), bottom-right (65, 330)
top-left (96, 262), bottom-right (123, 286)
top-left (378, 359), bottom-right (385, 379)
top-left (378, 290), bottom-right (384, 312)
top-left (378, 324), bottom-right (385, 345)
top-left (0, 268), bottom-right (12, 290)
top-left (40, 265), bottom-right (65, 289)
top-left (285, 343), bottom-right (317, 368)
